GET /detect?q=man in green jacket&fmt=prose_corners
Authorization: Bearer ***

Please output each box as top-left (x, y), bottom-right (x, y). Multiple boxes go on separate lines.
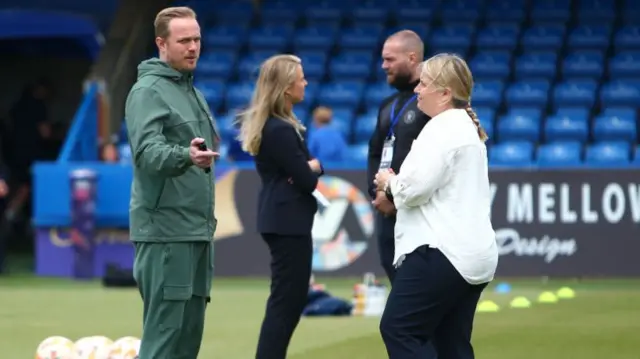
top-left (124, 6), bottom-right (218, 359)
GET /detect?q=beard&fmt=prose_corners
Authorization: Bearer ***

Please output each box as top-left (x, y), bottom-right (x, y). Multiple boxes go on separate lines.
top-left (387, 67), bottom-right (415, 90)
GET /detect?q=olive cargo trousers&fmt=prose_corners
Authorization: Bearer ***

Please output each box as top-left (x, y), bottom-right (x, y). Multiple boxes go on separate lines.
top-left (133, 242), bottom-right (213, 359)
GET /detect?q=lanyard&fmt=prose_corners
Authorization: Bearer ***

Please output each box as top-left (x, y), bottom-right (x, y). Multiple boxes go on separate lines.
top-left (387, 94), bottom-right (417, 139)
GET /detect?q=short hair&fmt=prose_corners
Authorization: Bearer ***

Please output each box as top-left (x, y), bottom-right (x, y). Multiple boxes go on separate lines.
top-left (387, 30), bottom-right (424, 60)
top-left (312, 106), bottom-right (332, 121)
top-left (154, 6), bottom-right (196, 39)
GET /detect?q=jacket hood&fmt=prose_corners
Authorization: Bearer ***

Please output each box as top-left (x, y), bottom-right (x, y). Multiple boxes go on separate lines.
top-left (137, 58), bottom-right (191, 81)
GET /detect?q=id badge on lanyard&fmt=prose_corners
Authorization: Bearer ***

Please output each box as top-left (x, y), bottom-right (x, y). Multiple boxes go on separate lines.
top-left (378, 95), bottom-right (417, 170)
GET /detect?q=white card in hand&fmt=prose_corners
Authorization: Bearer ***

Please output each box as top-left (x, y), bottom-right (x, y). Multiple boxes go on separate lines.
top-left (313, 189), bottom-right (331, 209)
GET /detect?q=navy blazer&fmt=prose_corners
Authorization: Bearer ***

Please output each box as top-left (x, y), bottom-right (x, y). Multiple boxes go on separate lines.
top-left (255, 117), bottom-right (321, 236)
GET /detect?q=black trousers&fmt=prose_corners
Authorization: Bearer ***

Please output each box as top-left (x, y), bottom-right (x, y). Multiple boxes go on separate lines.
top-left (375, 213), bottom-right (397, 283)
top-left (380, 246), bottom-right (487, 359)
top-left (376, 215), bottom-right (438, 359)
top-left (255, 233), bottom-right (312, 359)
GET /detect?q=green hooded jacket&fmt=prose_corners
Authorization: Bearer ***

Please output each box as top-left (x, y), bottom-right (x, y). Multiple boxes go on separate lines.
top-left (124, 58), bottom-right (218, 243)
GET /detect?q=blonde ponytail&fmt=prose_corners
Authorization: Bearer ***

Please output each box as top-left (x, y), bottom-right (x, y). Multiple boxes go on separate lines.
top-left (465, 106), bottom-right (488, 142)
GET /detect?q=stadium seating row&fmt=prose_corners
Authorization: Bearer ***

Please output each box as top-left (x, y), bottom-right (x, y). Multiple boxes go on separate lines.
top-left (197, 50), bottom-right (640, 82)
top-left (199, 79), bottom-right (640, 110)
top-left (214, 139), bottom-right (640, 167)
top-left (187, 0), bottom-right (640, 24)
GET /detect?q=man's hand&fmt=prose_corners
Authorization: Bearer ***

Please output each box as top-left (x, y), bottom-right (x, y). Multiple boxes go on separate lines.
top-left (189, 138), bottom-right (219, 169)
top-left (372, 190), bottom-right (396, 216)
top-left (0, 179), bottom-right (8, 198)
top-left (308, 159), bottom-right (322, 173)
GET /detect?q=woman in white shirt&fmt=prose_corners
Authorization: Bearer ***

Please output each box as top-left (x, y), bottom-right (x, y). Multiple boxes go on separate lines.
top-left (374, 53), bottom-right (499, 359)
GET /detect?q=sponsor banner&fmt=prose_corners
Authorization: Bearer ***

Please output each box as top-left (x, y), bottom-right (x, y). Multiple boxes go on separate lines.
top-left (35, 169), bottom-right (640, 278)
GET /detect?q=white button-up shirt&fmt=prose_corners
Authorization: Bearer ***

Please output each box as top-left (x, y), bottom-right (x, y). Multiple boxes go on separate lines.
top-left (388, 108), bottom-right (499, 285)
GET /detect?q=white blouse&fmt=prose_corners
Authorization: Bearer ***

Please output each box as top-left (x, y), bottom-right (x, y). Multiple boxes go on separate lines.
top-left (388, 108), bottom-right (499, 285)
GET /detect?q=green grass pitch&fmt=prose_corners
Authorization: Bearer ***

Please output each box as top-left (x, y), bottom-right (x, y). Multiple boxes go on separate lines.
top-left (3, 276), bottom-right (639, 358)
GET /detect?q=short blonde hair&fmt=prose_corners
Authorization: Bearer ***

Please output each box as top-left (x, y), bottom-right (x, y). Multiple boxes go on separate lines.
top-left (237, 54), bottom-right (305, 155)
top-left (421, 53), bottom-right (488, 142)
top-left (154, 6), bottom-right (196, 39)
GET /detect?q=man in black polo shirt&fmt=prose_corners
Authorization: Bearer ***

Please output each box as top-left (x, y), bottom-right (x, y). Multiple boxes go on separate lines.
top-left (368, 30), bottom-right (431, 284)
top-left (367, 29), bottom-right (436, 359)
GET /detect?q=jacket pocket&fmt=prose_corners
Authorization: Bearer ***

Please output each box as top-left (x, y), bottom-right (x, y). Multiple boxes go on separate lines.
top-left (153, 179), bottom-right (166, 210)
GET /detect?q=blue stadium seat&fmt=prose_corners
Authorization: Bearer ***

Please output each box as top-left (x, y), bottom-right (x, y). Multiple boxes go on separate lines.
top-left (440, 0), bottom-right (481, 22)
top-left (303, 81), bottom-right (320, 104)
top-left (536, 141), bottom-right (582, 167)
top-left (304, 1), bottom-right (344, 21)
top-left (363, 82), bottom-right (395, 108)
top-left (614, 26), bottom-right (640, 50)
top-left (507, 107), bottom-right (543, 122)
top-left (600, 81), bottom-right (640, 107)
top-left (475, 24), bottom-right (520, 51)
top-left (634, 145), bottom-right (640, 165)
top-left (292, 26), bottom-right (337, 50)
top-left (429, 24), bottom-right (475, 53)
top-left (354, 111), bottom-right (378, 142)
top-left (592, 114), bottom-right (637, 142)
top-left (472, 81), bottom-right (504, 107)
top-left (352, 0), bottom-right (389, 22)
top-left (317, 82), bottom-right (365, 107)
top-left (485, 0), bottom-right (526, 22)
top-left (260, 1), bottom-right (301, 22)
top-left (622, 1), bottom-right (640, 23)
top-left (585, 141), bottom-right (631, 166)
top-left (562, 52), bottom-right (604, 79)
top-left (294, 107), bottom-right (310, 125)
top-left (225, 82), bottom-right (255, 110)
top-left (329, 51), bottom-right (374, 79)
top-left (216, 114), bottom-right (237, 139)
top-left (544, 114), bottom-right (589, 142)
top-left (469, 52), bottom-right (511, 80)
top-left (346, 143), bottom-right (369, 163)
top-left (247, 25), bottom-right (293, 51)
top-left (609, 52), bottom-right (640, 79)
top-left (489, 141), bottom-right (535, 166)
top-left (602, 107), bottom-right (637, 119)
top-left (531, 0), bottom-right (571, 22)
top-left (386, 23), bottom-right (430, 40)
top-left (497, 114), bottom-right (541, 142)
top-left (339, 25), bottom-right (384, 49)
top-left (556, 107), bottom-right (590, 119)
top-left (476, 111), bottom-right (495, 142)
top-left (195, 80), bottom-right (225, 107)
top-left (577, 0), bottom-right (616, 21)
top-left (393, 1), bottom-right (435, 22)
top-left (568, 25), bottom-right (611, 50)
top-left (202, 25), bottom-right (248, 49)
top-left (505, 81), bottom-right (551, 108)
top-left (373, 59), bottom-right (386, 81)
top-left (514, 52), bottom-right (557, 79)
top-left (553, 80), bottom-right (598, 108)
top-left (210, 2), bottom-right (254, 22)
top-left (196, 51), bottom-right (236, 79)
top-left (237, 51), bottom-right (277, 79)
top-left (521, 25), bottom-right (565, 50)
top-left (474, 107), bottom-right (496, 125)
top-left (298, 52), bottom-right (327, 80)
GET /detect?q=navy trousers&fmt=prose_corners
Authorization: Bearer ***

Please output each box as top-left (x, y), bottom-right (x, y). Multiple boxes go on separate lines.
top-left (380, 245), bottom-right (487, 359)
top-left (375, 213), bottom-right (397, 283)
top-left (255, 233), bottom-right (313, 359)
top-left (376, 215), bottom-right (438, 359)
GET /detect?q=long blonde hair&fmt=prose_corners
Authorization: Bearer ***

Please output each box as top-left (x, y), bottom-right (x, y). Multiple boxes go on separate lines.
top-left (236, 54), bottom-right (305, 155)
top-left (421, 53), bottom-right (489, 142)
